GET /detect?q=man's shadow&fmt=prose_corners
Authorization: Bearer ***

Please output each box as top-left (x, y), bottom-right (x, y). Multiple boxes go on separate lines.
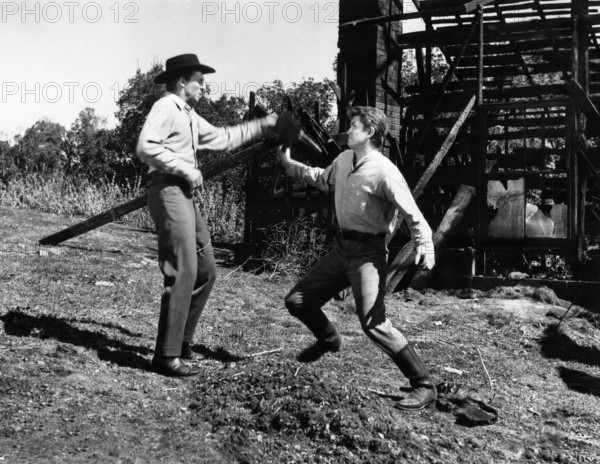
top-left (1, 308), bottom-right (245, 372)
top-left (191, 344), bottom-right (245, 363)
top-left (558, 367), bottom-right (600, 397)
top-left (540, 325), bottom-right (600, 367)
top-left (540, 324), bottom-right (600, 398)
top-left (1, 308), bottom-right (154, 371)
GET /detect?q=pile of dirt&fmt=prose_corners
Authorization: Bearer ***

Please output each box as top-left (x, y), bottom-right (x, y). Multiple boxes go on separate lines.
top-left (190, 357), bottom-right (429, 463)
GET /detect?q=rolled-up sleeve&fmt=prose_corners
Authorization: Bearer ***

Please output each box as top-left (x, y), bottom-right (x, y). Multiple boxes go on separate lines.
top-left (285, 159), bottom-right (336, 193)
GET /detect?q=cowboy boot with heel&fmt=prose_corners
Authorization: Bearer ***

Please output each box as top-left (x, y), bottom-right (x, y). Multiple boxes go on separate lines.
top-left (393, 344), bottom-right (437, 410)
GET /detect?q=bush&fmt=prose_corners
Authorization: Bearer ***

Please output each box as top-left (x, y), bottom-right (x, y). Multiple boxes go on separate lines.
top-left (0, 172), bottom-right (247, 241)
top-left (0, 172), bottom-right (152, 229)
top-left (260, 217), bottom-right (331, 278)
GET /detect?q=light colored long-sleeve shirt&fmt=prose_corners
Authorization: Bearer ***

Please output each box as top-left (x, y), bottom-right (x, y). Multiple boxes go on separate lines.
top-left (136, 93), bottom-right (270, 178)
top-left (285, 149), bottom-right (433, 246)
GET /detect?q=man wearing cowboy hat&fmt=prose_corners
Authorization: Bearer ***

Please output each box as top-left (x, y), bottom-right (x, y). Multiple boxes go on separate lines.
top-left (137, 54), bottom-right (277, 376)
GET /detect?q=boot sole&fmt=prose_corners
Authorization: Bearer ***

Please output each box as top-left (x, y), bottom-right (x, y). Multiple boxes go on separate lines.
top-left (395, 399), bottom-right (436, 411)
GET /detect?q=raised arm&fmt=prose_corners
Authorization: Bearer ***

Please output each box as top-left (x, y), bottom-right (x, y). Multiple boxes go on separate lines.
top-left (197, 115), bottom-right (277, 152)
top-left (277, 145), bottom-right (335, 193)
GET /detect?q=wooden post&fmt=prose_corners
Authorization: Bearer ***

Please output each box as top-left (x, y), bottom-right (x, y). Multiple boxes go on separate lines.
top-left (477, 5), bottom-right (484, 106)
top-left (573, 1), bottom-right (589, 263)
top-left (410, 184), bottom-right (476, 288)
top-left (244, 92), bottom-right (258, 245)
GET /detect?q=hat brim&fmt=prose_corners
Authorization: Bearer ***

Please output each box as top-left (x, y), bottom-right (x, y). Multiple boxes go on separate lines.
top-left (154, 64), bottom-right (216, 84)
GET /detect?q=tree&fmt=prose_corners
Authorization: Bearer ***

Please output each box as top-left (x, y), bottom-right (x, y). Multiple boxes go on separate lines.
top-left (255, 78), bottom-right (337, 132)
top-left (0, 140), bottom-right (16, 181)
top-left (108, 62), bottom-right (166, 183)
top-left (11, 119), bottom-right (67, 174)
top-left (63, 107), bottom-right (121, 180)
top-left (400, 48), bottom-right (451, 95)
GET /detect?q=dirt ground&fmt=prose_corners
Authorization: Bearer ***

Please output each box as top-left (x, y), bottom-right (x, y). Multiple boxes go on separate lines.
top-left (1, 205), bottom-right (600, 463)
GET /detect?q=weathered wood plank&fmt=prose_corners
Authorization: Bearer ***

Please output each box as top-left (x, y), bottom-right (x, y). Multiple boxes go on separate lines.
top-left (339, 0), bottom-right (495, 28)
top-left (410, 184), bottom-right (476, 288)
top-left (39, 195), bottom-right (149, 246)
top-left (565, 77), bottom-right (600, 118)
top-left (487, 127), bottom-right (566, 140)
top-left (39, 138), bottom-right (280, 246)
top-left (412, 96), bottom-right (476, 199)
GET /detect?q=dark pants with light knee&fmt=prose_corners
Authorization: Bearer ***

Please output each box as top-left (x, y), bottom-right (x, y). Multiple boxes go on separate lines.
top-left (148, 183), bottom-right (217, 357)
top-left (285, 236), bottom-right (408, 356)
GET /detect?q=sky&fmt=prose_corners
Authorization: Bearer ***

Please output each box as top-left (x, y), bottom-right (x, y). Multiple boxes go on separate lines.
top-left (0, 0), bottom-right (422, 142)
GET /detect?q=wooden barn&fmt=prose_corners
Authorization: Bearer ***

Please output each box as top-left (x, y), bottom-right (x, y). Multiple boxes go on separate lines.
top-left (41, 0), bottom-right (600, 288)
top-left (243, 0), bottom-right (600, 284)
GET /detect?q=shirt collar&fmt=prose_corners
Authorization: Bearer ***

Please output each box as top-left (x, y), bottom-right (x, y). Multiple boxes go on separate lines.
top-left (353, 149), bottom-right (380, 170)
top-left (166, 92), bottom-right (191, 112)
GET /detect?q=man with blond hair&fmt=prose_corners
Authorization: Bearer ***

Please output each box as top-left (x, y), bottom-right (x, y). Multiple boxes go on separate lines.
top-left (278, 106), bottom-right (437, 409)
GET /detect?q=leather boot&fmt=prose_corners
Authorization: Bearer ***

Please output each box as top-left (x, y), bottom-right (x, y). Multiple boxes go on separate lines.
top-left (392, 344), bottom-right (437, 410)
top-left (151, 356), bottom-right (200, 377)
top-left (181, 342), bottom-right (207, 361)
top-left (297, 319), bottom-right (341, 363)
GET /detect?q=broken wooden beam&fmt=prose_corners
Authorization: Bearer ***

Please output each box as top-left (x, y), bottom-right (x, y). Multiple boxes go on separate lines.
top-left (39, 137), bottom-right (279, 246)
top-left (385, 95), bottom-right (476, 294)
top-left (578, 149), bottom-right (600, 188)
top-left (338, 0), bottom-right (494, 28)
top-left (565, 77), bottom-right (600, 119)
top-left (298, 107), bottom-right (340, 161)
top-left (410, 184), bottom-right (476, 289)
top-left (412, 95), bottom-right (476, 199)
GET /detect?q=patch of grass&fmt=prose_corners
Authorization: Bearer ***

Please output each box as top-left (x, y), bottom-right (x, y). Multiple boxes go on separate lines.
top-left (0, 173), bottom-right (246, 241)
top-left (0, 172), bottom-right (152, 229)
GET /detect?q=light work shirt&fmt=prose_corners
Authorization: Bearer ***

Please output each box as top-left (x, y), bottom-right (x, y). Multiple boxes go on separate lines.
top-left (285, 149), bottom-right (433, 247)
top-left (136, 93), bottom-right (269, 178)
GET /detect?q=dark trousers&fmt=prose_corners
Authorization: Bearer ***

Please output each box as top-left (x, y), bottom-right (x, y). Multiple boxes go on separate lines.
top-left (285, 236), bottom-right (408, 356)
top-left (147, 184), bottom-right (217, 357)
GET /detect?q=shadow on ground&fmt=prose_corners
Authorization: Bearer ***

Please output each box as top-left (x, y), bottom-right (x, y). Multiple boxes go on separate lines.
top-left (540, 325), bottom-right (600, 368)
top-left (540, 324), bottom-right (600, 397)
top-left (558, 366), bottom-right (600, 398)
top-left (1, 308), bottom-right (153, 371)
top-left (192, 343), bottom-right (249, 363)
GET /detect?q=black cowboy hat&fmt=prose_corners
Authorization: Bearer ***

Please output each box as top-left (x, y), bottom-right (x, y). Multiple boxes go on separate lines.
top-left (154, 54), bottom-right (216, 84)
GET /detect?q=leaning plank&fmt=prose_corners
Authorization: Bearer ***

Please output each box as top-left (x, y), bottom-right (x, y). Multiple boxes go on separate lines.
top-left (38, 195), bottom-right (149, 246)
top-left (578, 150), bottom-right (600, 188)
top-left (412, 95), bottom-right (476, 199)
top-left (565, 78), bottom-right (600, 119)
top-left (410, 184), bottom-right (476, 289)
top-left (385, 96), bottom-right (476, 294)
top-left (39, 138), bottom-right (279, 246)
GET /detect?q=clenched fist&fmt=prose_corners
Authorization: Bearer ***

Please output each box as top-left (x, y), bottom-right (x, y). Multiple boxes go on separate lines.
top-left (185, 168), bottom-right (204, 190)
